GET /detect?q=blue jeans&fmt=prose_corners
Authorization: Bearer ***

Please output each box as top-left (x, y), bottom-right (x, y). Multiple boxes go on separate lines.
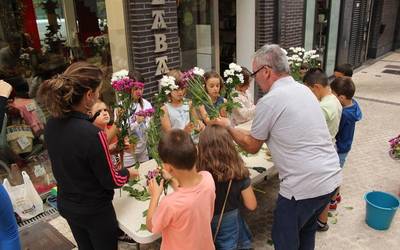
top-left (211, 209), bottom-right (252, 250)
top-left (0, 184), bottom-right (21, 250)
top-left (338, 152), bottom-right (348, 168)
top-left (272, 189), bottom-right (337, 250)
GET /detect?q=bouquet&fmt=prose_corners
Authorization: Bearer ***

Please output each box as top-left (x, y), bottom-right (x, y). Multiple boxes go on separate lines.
top-left (287, 47), bottom-right (320, 81)
top-left (223, 63), bottom-right (244, 114)
top-left (389, 134), bottom-right (400, 160)
top-left (111, 70), bottom-right (144, 157)
top-left (183, 67), bottom-right (220, 119)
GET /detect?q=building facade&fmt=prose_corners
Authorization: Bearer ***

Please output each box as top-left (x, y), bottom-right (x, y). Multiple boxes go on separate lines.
top-left (0, 0), bottom-right (399, 102)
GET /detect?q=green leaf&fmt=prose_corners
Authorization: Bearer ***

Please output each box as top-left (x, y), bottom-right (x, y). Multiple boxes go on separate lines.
top-left (327, 212), bottom-right (333, 217)
top-left (344, 206), bottom-right (354, 210)
top-left (331, 217), bottom-right (338, 224)
top-left (142, 209), bottom-right (148, 217)
top-left (137, 224), bottom-right (147, 232)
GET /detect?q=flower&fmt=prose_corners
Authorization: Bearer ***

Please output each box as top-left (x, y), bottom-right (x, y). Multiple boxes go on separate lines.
top-left (86, 36), bottom-right (94, 44)
top-left (193, 67), bottom-right (205, 76)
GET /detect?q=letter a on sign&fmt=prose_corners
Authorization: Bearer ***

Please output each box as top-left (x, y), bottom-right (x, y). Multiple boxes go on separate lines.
top-left (152, 0), bottom-right (165, 4)
top-left (155, 56), bottom-right (169, 76)
top-left (152, 10), bottom-right (167, 30)
top-left (154, 34), bottom-right (168, 53)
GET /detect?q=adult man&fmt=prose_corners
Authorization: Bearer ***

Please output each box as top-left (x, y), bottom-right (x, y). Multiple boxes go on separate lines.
top-left (216, 44), bottom-right (341, 250)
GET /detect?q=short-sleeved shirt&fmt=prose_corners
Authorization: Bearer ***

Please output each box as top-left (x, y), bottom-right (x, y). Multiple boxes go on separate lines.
top-left (320, 94), bottom-right (342, 141)
top-left (152, 171), bottom-right (216, 250)
top-left (251, 76), bottom-right (342, 200)
top-left (214, 177), bottom-right (251, 215)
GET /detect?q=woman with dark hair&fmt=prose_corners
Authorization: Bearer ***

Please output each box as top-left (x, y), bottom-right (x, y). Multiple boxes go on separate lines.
top-left (38, 62), bottom-right (138, 250)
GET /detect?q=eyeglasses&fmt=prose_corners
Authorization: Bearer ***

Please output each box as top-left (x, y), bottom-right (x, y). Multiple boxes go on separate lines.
top-left (250, 65), bottom-right (271, 77)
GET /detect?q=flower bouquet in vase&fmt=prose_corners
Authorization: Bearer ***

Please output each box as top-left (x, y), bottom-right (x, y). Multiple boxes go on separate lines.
top-left (287, 47), bottom-right (320, 82)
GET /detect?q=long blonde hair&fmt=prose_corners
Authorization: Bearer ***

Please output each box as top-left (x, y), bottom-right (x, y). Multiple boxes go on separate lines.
top-left (197, 125), bottom-right (249, 182)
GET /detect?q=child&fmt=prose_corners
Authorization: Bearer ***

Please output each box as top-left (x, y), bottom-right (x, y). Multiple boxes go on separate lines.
top-left (197, 125), bottom-right (257, 250)
top-left (199, 71), bottom-right (227, 124)
top-left (160, 70), bottom-right (204, 135)
top-left (303, 69), bottom-right (342, 141)
top-left (89, 100), bottom-right (118, 150)
top-left (334, 63), bottom-right (353, 78)
top-left (303, 69), bottom-right (342, 232)
top-left (231, 67), bottom-right (256, 126)
top-left (330, 77), bottom-right (362, 168)
top-left (123, 72), bottom-right (153, 166)
top-left (146, 129), bottom-right (216, 250)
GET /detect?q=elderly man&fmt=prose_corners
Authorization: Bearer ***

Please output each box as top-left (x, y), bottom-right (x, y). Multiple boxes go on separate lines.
top-left (216, 44), bottom-right (341, 250)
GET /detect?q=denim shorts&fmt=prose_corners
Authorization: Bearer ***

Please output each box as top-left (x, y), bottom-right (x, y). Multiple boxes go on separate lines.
top-left (211, 209), bottom-right (252, 250)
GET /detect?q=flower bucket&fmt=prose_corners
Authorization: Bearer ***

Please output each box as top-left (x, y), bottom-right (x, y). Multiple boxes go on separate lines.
top-left (364, 191), bottom-right (399, 230)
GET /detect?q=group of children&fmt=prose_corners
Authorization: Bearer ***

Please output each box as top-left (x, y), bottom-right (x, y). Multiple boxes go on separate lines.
top-left (303, 63), bottom-right (362, 231)
top-left (87, 68), bottom-right (257, 249)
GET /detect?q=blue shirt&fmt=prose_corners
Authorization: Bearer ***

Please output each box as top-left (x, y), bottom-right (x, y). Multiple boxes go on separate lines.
top-left (335, 99), bottom-right (362, 153)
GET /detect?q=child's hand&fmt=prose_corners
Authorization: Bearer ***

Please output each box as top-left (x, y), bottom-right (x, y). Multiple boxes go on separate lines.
top-left (127, 168), bottom-right (139, 179)
top-left (219, 107), bottom-right (228, 118)
top-left (184, 122), bottom-right (194, 133)
top-left (135, 115), bottom-right (145, 124)
top-left (148, 178), bottom-right (164, 198)
top-left (161, 169), bottom-right (172, 181)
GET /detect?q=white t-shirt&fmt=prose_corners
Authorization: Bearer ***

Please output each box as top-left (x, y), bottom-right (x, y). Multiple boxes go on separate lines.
top-left (251, 76), bottom-right (342, 200)
top-left (123, 98), bottom-right (152, 167)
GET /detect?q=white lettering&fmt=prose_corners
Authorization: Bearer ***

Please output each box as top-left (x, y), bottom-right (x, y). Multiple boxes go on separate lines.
top-left (155, 56), bottom-right (169, 75)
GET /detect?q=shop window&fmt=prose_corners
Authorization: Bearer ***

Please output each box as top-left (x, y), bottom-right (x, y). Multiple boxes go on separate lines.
top-left (0, 0), bottom-right (114, 195)
top-left (177, 0), bottom-right (216, 71)
top-left (313, 0), bottom-right (330, 69)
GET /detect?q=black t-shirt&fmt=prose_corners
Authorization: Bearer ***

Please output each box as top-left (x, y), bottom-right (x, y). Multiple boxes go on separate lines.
top-left (213, 177), bottom-right (251, 216)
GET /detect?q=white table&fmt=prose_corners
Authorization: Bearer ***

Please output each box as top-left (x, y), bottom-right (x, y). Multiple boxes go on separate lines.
top-left (113, 120), bottom-right (275, 245)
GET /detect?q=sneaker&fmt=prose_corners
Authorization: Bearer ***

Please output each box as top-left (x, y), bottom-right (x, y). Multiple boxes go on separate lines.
top-left (329, 200), bottom-right (337, 210)
top-left (336, 194), bottom-right (342, 203)
top-left (118, 233), bottom-right (136, 244)
top-left (317, 222), bottom-right (329, 232)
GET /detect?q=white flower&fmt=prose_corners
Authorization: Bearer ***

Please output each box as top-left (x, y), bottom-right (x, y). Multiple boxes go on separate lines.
top-left (224, 69), bottom-right (235, 77)
top-left (295, 63), bottom-right (301, 67)
top-left (289, 47), bottom-right (295, 51)
top-left (238, 73), bottom-right (244, 83)
top-left (159, 75), bottom-right (179, 94)
top-left (281, 48), bottom-right (288, 55)
top-left (311, 55), bottom-right (319, 59)
top-left (228, 63), bottom-right (242, 72)
top-left (111, 69), bottom-right (129, 82)
top-left (226, 78), bottom-right (233, 84)
top-left (193, 67), bottom-right (205, 76)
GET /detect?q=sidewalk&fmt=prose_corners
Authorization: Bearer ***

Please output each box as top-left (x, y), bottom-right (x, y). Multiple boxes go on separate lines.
top-left (49, 52), bottom-right (400, 250)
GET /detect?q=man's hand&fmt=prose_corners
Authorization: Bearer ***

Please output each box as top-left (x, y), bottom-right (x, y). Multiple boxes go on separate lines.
top-left (0, 80), bottom-right (12, 98)
top-left (213, 117), bottom-right (232, 128)
top-left (148, 178), bottom-right (164, 199)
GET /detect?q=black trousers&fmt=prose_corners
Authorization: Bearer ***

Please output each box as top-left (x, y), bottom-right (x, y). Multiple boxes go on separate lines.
top-left (60, 205), bottom-right (119, 250)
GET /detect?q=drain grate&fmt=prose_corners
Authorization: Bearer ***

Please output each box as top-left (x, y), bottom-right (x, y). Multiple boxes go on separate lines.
top-left (382, 69), bottom-right (400, 75)
top-left (18, 207), bottom-right (59, 229)
top-left (384, 64), bottom-right (400, 69)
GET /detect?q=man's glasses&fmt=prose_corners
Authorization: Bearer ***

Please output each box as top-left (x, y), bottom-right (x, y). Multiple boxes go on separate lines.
top-left (250, 65), bottom-right (271, 77)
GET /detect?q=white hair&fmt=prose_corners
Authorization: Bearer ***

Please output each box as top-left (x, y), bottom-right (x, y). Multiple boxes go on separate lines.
top-left (253, 44), bottom-right (290, 74)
